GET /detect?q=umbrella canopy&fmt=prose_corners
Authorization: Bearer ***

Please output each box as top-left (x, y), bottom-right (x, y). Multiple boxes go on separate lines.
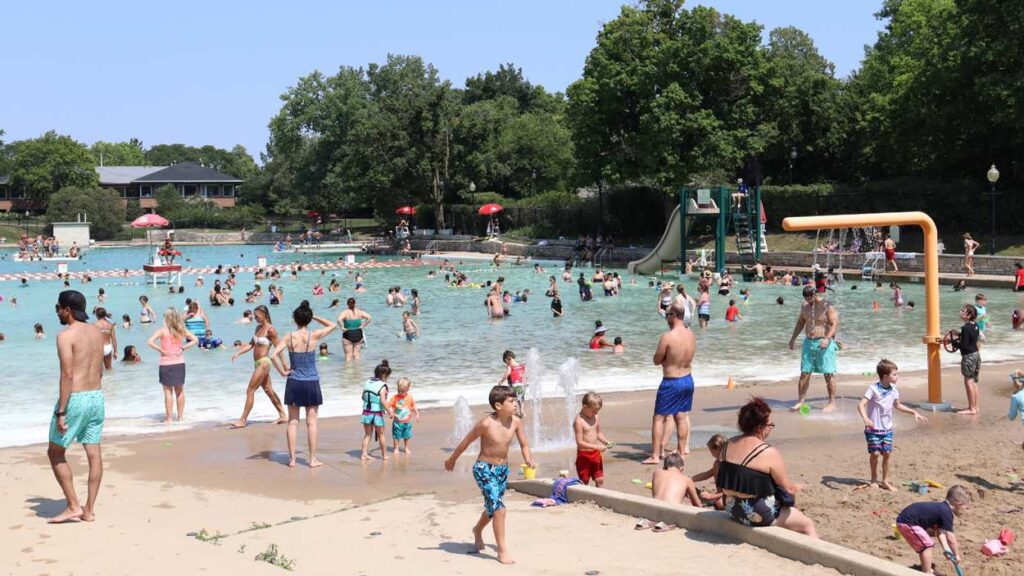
top-left (478, 203), bottom-right (503, 216)
top-left (131, 213), bottom-right (169, 228)
top-left (395, 206), bottom-right (416, 215)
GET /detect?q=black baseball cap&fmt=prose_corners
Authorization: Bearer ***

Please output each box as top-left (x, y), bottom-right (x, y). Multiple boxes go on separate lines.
top-left (58, 290), bottom-right (89, 322)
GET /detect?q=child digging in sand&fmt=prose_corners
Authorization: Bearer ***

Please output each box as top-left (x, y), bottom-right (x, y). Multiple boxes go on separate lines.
top-left (444, 386), bottom-right (535, 565)
top-left (690, 433), bottom-right (728, 509)
top-left (895, 485), bottom-right (970, 574)
top-left (857, 359), bottom-right (927, 491)
top-left (387, 377), bottom-right (419, 454)
top-left (573, 391), bottom-right (611, 487)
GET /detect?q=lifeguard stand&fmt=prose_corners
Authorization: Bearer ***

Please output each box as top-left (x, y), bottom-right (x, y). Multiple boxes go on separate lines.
top-left (142, 247), bottom-right (182, 288)
top-left (680, 186), bottom-right (761, 277)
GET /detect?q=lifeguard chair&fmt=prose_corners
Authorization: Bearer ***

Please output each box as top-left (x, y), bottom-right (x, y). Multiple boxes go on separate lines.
top-left (143, 247), bottom-right (182, 287)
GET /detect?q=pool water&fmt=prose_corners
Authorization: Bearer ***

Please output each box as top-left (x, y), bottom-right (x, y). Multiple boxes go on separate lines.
top-left (1, 245), bottom-right (1022, 447)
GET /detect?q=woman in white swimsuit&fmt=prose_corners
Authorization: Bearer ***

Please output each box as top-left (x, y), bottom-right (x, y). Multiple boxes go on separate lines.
top-left (962, 233), bottom-right (980, 277)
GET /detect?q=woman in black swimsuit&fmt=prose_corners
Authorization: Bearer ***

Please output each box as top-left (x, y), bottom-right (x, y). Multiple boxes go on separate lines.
top-left (716, 397), bottom-right (818, 538)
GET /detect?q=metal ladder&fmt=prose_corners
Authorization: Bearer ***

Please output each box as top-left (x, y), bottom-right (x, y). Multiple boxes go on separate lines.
top-left (733, 213), bottom-right (757, 279)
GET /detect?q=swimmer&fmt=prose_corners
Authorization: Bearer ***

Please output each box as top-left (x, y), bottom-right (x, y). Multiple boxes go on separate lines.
top-left (122, 314), bottom-right (132, 329)
top-left (138, 295), bottom-right (156, 324)
top-left (613, 336), bottom-right (625, 354)
top-left (401, 311), bottom-right (420, 341)
top-left (776, 296), bottom-right (785, 305)
top-left (589, 323), bottom-right (613, 350)
top-left (93, 308), bottom-right (117, 369)
top-left (410, 289), bottom-right (420, 315)
top-left (35, 323), bottom-right (47, 339)
top-left (121, 345), bottom-right (142, 363)
top-left (318, 342), bottom-right (330, 361)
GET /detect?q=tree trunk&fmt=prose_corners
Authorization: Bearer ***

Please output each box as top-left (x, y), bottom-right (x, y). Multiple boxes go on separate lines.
top-left (432, 168), bottom-right (445, 230)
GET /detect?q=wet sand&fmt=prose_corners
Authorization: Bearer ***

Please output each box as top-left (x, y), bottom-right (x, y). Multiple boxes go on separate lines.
top-left (3, 360), bottom-right (1022, 575)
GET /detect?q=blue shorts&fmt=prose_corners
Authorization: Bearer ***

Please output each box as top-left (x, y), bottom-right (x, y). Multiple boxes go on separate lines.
top-left (654, 374), bottom-right (694, 415)
top-left (801, 338), bottom-right (838, 374)
top-left (392, 421), bottom-right (413, 440)
top-left (49, 390), bottom-right (105, 448)
top-left (361, 411), bottom-right (385, 427)
top-left (864, 427), bottom-right (894, 454)
top-left (472, 460), bottom-right (509, 518)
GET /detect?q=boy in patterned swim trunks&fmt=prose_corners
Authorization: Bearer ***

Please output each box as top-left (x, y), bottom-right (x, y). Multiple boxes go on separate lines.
top-left (445, 386), bottom-right (535, 565)
top-left (387, 377), bottom-right (419, 454)
top-left (856, 360), bottom-right (926, 492)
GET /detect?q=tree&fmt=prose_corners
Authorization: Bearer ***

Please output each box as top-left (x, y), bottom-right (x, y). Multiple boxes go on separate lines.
top-left (90, 140), bottom-right (147, 166)
top-left (464, 63), bottom-right (562, 114)
top-left (45, 186), bottom-right (126, 240)
top-left (154, 184), bottom-right (183, 214)
top-left (145, 143), bottom-right (257, 179)
top-left (8, 131), bottom-right (97, 202)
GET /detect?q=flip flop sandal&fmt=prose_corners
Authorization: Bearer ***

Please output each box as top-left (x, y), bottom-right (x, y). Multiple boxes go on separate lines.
top-left (652, 522), bottom-right (677, 533)
top-left (634, 519), bottom-right (655, 530)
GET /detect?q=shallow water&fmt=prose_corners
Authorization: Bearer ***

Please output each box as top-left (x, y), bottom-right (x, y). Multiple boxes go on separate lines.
top-left (1, 244), bottom-right (1022, 448)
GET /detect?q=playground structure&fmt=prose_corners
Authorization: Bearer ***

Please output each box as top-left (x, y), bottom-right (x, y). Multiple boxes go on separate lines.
top-left (627, 185), bottom-right (765, 276)
top-left (783, 212), bottom-right (948, 409)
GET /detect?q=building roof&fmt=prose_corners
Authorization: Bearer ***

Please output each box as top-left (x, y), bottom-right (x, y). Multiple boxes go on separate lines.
top-left (134, 162), bottom-right (242, 183)
top-left (96, 166), bottom-right (165, 185)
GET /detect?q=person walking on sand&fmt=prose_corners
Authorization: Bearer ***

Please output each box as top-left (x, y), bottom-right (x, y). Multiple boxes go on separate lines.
top-left (962, 233), bottom-right (979, 276)
top-left (271, 300), bottom-right (336, 468)
top-left (147, 308), bottom-right (198, 423)
top-left (229, 305), bottom-right (288, 428)
top-left (643, 303), bottom-right (697, 465)
top-left (788, 285), bottom-right (839, 412)
top-left (47, 290), bottom-right (106, 524)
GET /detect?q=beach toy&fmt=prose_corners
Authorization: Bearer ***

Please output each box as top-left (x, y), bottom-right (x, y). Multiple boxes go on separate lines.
top-left (631, 479), bottom-right (643, 485)
top-left (520, 464), bottom-right (536, 480)
top-left (924, 479), bottom-right (945, 489)
top-left (644, 482), bottom-right (653, 490)
top-left (726, 377), bottom-right (735, 390)
top-left (892, 524), bottom-right (904, 540)
top-left (999, 528), bottom-right (1015, 546)
top-left (944, 547), bottom-right (965, 576)
top-left (559, 470), bottom-right (570, 478)
top-left (981, 539), bottom-right (1007, 557)
top-left (799, 404), bottom-right (811, 416)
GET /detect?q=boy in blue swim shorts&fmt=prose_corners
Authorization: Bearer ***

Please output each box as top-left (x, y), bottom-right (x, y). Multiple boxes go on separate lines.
top-left (856, 359), bottom-right (926, 491)
top-left (387, 377), bottom-right (419, 454)
top-left (445, 386), bottom-right (535, 565)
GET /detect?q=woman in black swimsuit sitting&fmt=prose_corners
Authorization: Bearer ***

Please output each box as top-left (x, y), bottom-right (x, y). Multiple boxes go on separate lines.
top-left (716, 397), bottom-right (818, 538)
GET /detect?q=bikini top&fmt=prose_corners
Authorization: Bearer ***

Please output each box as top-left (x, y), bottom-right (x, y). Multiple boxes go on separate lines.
top-left (253, 331), bottom-right (272, 347)
top-left (715, 442), bottom-right (776, 498)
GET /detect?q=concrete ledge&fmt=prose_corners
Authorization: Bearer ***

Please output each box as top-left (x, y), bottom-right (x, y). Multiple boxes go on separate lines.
top-left (511, 479), bottom-right (917, 576)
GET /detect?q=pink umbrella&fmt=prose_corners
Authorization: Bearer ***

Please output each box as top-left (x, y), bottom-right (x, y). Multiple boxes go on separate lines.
top-left (131, 213), bottom-right (169, 228)
top-left (478, 203), bottom-right (503, 216)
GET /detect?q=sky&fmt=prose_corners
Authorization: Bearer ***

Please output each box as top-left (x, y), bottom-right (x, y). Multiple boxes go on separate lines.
top-left (0, 1), bottom-right (884, 161)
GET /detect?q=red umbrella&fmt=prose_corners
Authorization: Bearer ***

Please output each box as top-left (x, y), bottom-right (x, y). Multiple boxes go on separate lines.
top-left (478, 203), bottom-right (503, 216)
top-left (131, 213), bottom-right (169, 228)
top-left (395, 206), bottom-right (416, 215)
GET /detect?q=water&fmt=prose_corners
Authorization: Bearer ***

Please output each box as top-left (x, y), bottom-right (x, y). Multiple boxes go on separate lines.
top-left (449, 396), bottom-right (475, 452)
top-left (2, 244), bottom-right (1023, 448)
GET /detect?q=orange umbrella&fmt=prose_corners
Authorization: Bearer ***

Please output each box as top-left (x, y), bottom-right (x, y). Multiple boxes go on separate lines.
top-left (478, 203), bottom-right (503, 216)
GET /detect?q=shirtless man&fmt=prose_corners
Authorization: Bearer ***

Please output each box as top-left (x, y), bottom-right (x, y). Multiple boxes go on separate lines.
top-left (788, 285), bottom-right (839, 412)
top-left (651, 453), bottom-right (701, 506)
top-left (93, 307), bottom-right (117, 370)
top-left (643, 303), bottom-right (697, 464)
top-left (48, 290), bottom-right (105, 523)
top-left (883, 234), bottom-right (898, 272)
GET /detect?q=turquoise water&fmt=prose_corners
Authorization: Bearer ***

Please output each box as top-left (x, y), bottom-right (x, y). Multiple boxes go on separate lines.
top-left (1, 244), bottom-right (1023, 447)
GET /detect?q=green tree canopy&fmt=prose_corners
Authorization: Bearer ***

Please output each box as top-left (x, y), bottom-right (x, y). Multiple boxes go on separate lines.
top-left (90, 139), bottom-right (147, 166)
top-left (45, 186), bottom-right (126, 240)
top-left (145, 143), bottom-right (257, 180)
top-left (8, 131), bottom-right (97, 202)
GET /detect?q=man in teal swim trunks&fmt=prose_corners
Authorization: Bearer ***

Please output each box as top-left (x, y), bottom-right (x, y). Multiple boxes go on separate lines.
top-left (48, 290), bottom-right (106, 523)
top-left (788, 286), bottom-right (839, 412)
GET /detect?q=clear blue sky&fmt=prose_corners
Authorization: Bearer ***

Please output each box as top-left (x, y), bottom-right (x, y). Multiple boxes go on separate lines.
top-left (0, 0), bottom-right (883, 161)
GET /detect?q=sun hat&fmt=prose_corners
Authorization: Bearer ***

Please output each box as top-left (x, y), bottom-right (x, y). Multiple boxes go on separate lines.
top-left (594, 326), bottom-right (608, 334)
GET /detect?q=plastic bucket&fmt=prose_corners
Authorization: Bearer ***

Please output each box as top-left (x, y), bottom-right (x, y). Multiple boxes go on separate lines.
top-left (521, 464), bottom-right (536, 480)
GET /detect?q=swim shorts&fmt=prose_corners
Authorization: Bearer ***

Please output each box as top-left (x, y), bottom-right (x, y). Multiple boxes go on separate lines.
top-left (897, 523), bottom-right (934, 553)
top-left (961, 352), bottom-right (980, 380)
top-left (884, 248), bottom-right (895, 261)
top-left (698, 313), bottom-right (710, 322)
top-left (864, 427), bottom-right (894, 454)
top-left (472, 460), bottom-right (509, 518)
top-left (654, 374), bottom-right (695, 415)
top-left (726, 495), bottom-right (780, 528)
top-left (392, 421), bottom-right (413, 440)
top-left (361, 411), bottom-right (385, 427)
top-left (575, 449), bottom-right (604, 485)
top-left (49, 389), bottom-right (105, 448)
top-left (801, 337), bottom-right (838, 374)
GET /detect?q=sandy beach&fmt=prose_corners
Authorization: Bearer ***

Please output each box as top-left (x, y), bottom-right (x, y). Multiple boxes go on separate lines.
top-left (3, 360), bottom-right (1022, 575)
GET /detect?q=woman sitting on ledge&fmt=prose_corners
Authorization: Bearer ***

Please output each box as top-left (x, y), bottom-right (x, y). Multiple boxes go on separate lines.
top-left (716, 397), bottom-right (818, 538)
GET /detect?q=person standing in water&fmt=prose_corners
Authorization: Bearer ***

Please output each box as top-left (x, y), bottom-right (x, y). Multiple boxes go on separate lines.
top-left (271, 300), bottom-right (336, 467)
top-left (788, 285), bottom-right (839, 412)
top-left (643, 303), bottom-right (697, 464)
top-left (337, 297), bottom-right (372, 361)
top-left (138, 295), bottom-right (155, 325)
top-left (48, 290), bottom-right (106, 524)
top-left (93, 307), bottom-right (117, 370)
top-left (230, 305), bottom-right (288, 427)
top-left (147, 308), bottom-right (198, 423)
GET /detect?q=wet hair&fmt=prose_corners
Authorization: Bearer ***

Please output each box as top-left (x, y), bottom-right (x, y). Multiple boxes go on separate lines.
top-left (707, 433), bottom-right (728, 451)
top-left (411, 289), bottom-right (418, 298)
top-left (501, 350), bottom-right (516, 363)
top-left (122, 314), bottom-right (131, 323)
top-left (122, 345), bottom-right (137, 360)
top-left (94, 307), bottom-right (108, 319)
top-left (961, 304), bottom-right (978, 320)
top-left (397, 377), bottom-right (411, 393)
top-left (974, 293), bottom-right (987, 302)
top-left (737, 397), bottom-right (772, 436)
top-left (802, 285), bottom-right (815, 297)
top-left (876, 359), bottom-right (898, 379)
top-left (34, 323), bottom-right (44, 333)
top-left (613, 336), bottom-right (622, 345)
top-left (254, 305), bottom-right (271, 324)
top-left (292, 300), bottom-right (313, 327)
top-left (663, 453), bottom-right (685, 470)
top-left (776, 297), bottom-right (784, 305)
top-left (728, 299), bottom-right (736, 306)
top-left (946, 485), bottom-right (972, 506)
top-left (488, 385), bottom-right (515, 410)
top-left (582, 391), bottom-right (603, 409)
top-left (347, 297), bottom-right (356, 309)
top-left (374, 360), bottom-right (392, 380)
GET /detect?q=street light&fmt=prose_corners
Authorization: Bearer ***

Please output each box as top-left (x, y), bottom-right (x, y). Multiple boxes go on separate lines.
top-left (789, 147), bottom-right (797, 185)
top-left (23, 210), bottom-right (30, 234)
top-left (987, 164), bottom-right (1000, 255)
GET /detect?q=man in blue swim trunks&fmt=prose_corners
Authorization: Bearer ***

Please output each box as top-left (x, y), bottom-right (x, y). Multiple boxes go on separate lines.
top-left (48, 290), bottom-right (106, 523)
top-left (788, 285), bottom-right (839, 412)
top-left (644, 303), bottom-right (697, 465)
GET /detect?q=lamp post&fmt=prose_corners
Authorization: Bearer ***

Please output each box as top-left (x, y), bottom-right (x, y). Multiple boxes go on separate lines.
top-left (987, 164), bottom-right (1000, 255)
top-left (788, 147), bottom-right (797, 185)
top-left (468, 182), bottom-right (476, 235)
top-left (23, 210), bottom-right (30, 234)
